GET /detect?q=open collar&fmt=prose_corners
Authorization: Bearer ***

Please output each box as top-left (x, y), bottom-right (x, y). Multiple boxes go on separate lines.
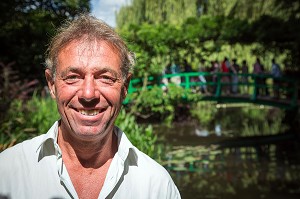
top-left (36, 121), bottom-right (138, 164)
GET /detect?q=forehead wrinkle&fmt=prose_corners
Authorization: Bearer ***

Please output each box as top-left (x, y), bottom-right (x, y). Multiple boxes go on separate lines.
top-left (61, 39), bottom-right (121, 61)
top-left (75, 39), bottom-right (119, 58)
top-left (76, 42), bottom-right (121, 70)
top-left (57, 39), bottom-right (122, 77)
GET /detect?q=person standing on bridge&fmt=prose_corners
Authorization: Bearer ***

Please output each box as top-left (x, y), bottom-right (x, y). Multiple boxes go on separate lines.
top-left (253, 57), bottom-right (263, 96)
top-left (183, 59), bottom-right (193, 72)
top-left (221, 57), bottom-right (236, 95)
top-left (170, 60), bottom-right (182, 85)
top-left (241, 60), bottom-right (249, 94)
top-left (0, 14), bottom-right (181, 199)
top-left (270, 58), bottom-right (282, 99)
top-left (231, 58), bottom-right (240, 94)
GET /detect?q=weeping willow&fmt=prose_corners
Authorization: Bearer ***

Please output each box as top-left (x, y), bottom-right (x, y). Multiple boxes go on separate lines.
top-left (116, 0), bottom-right (284, 28)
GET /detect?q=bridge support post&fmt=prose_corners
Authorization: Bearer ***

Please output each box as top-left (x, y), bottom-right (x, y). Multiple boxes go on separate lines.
top-left (251, 75), bottom-right (258, 101)
top-left (215, 73), bottom-right (222, 97)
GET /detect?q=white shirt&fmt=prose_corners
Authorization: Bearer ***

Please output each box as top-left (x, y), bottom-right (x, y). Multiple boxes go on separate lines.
top-left (0, 121), bottom-right (181, 199)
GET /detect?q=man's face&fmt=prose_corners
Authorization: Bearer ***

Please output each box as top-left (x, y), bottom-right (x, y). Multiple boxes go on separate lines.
top-left (46, 39), bottom-right (129, 141)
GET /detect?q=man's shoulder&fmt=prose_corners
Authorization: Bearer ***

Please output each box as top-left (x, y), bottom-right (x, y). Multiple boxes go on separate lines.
top-left (132, 148), bottom-right (171, 179)
top-left (116, 128), bottom-right (176, 182)
top-left (0, 134), bottom-right (46, 162)
top-left (0, 121), bottom-right (58, 160)
top-left (117, 129), bottom-right (169, 177)
top-left (124, 148), bottom-right (181, 198)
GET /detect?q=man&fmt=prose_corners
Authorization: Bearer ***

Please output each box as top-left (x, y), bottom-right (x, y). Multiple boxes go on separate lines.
top-left (0, 14), bottom-right (181, 199)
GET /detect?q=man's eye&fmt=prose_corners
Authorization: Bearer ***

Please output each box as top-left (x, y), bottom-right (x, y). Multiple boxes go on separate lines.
top-left (64, 75), bottom-right (80, 83)
top-left (99, 75), bottom-right (117, 84)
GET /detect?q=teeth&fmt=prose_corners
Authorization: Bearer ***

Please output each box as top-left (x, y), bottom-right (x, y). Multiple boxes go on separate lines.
top-left (79, 109), bottom-right (99, 116)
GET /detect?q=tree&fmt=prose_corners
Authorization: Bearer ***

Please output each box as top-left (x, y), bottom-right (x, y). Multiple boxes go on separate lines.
top-left (116, 0), bottom-right (196, 28)
top-left (0, 0), bottom-right (90, 82)
top-left (116, 0), bottom-right (300, 72)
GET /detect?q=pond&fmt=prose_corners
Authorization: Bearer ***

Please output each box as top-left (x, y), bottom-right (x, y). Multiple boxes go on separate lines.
top-left (153, 104), bottom-right (300, 199)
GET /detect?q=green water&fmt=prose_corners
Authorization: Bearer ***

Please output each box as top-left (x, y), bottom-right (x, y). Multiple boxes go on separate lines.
top-left (153, 106), bottom-right (300, 199)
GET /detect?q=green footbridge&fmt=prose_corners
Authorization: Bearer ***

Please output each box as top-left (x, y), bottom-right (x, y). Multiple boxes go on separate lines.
top-left (125, 72), bottom-right (299, 109)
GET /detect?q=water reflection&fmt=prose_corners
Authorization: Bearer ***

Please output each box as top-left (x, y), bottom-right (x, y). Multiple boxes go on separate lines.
top-left (162, 143), bottom-right (300, 199)
top-left (153, 106), bottom-right (300, 199)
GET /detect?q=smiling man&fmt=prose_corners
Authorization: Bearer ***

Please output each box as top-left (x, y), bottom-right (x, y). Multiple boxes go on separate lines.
top-left (0, 14), bottom-right (181, 199)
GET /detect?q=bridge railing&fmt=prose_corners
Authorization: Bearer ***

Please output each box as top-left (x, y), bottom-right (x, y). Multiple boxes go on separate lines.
top-left (127, 72), bottom-right (299, 109)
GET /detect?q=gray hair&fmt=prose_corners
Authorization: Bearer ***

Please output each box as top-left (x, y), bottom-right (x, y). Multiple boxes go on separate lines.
top-left (45, 14), bottom-right (134, 80)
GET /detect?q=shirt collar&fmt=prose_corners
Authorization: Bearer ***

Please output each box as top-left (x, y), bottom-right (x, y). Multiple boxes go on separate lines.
top-left (37, 121), bottom-right (59, 149)
top-left (114, 126), bottom-right (138, 163)
top-left (36, 121), bottom-right (60, 161)
top-left (36, 121), bottom-right (138, 164)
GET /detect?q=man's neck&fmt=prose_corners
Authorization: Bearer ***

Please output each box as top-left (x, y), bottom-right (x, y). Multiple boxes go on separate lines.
top-left (57, 126), bottom-right (118, 169)
top-left (57, 126), bottom-right (118, 199)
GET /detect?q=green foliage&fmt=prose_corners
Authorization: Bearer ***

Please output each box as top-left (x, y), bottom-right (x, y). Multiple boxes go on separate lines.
top-left (0, 95), bottom-right (60, 151)
top-left (115, 108), bottom-right (164, 161)
top-left (128, 85), bottom-right (174, 124)
top-left (24, 95), bottom-right (60, 135)
top-left (117, 0), bottom-right (300, 76)
top-left (116, 0), bottom-right (287, 27)
top-left (127, 84), bottom-right (198, 125)
top-left (116, 0), bottom-right (196, 28)
top-left (0, 62), bottom-right (40, 122)
top-left (120, 16), bottom-right (293, 78)
top-left (0, 0), bottom-right (90, 82)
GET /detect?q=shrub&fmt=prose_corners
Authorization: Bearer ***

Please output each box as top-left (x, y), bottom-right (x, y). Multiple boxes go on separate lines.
top-left (115, 108), bottom-right (164, 161)
top-left (127, 84), bottom-right (199, 125)
top-left (0, 95), bottom-right (60, 151)
top-left (128, 85), bottom-right (174, 124)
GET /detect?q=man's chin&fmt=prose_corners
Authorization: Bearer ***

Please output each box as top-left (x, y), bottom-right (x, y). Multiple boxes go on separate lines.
top-left (74, 126), bottom-right (112, 139)
top-left (72, 132), bottom-right (105, 142)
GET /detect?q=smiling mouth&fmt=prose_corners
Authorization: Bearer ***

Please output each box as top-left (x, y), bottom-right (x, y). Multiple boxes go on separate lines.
top-left (78, 109), bottom-right (100, 116)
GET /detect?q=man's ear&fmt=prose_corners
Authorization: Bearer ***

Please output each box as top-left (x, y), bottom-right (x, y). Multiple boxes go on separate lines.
top-left (122, 73), bottom-right (132, 98)
top-left (45, 69), bottom-right (56, 99)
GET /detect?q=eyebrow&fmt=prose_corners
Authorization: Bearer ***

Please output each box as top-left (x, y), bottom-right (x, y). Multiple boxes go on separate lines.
top-left (60, 66), bottom-right (81, 77)
top-left (99, 67), bottom-right (120, 78)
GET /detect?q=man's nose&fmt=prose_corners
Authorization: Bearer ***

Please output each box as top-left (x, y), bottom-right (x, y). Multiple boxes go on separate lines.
top-left (78, 77), bottom-right (100, 101)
